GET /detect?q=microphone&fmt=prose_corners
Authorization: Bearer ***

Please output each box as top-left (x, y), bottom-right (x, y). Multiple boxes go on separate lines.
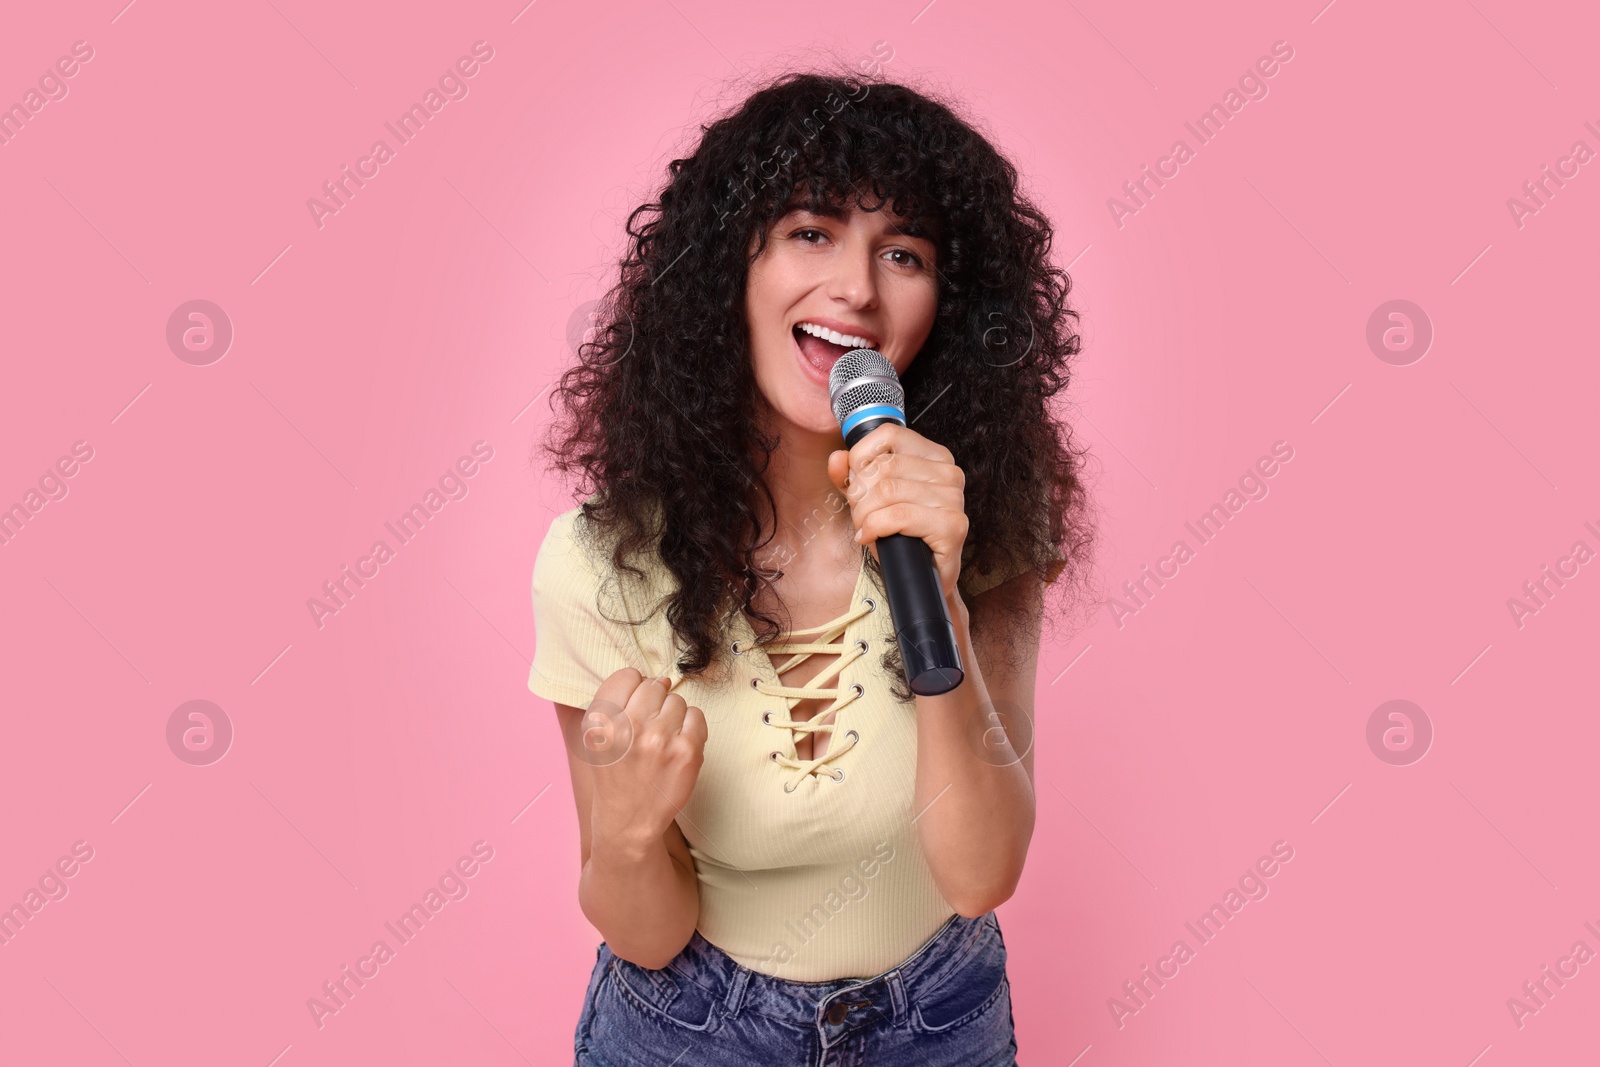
top-left (829, 350), bottom-right (964, 697)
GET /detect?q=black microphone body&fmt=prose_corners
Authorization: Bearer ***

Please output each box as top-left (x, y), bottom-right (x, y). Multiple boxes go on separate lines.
top-left (830, 351), bottom-right (964, 697)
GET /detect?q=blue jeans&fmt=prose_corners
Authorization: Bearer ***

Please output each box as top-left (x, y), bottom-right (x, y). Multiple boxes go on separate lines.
top-left (573, 910), bottom-right (1017, 1066)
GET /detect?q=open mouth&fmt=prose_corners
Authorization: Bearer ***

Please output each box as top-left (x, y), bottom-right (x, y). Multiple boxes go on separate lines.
top-left (792, 321), bottom-right (875, 374)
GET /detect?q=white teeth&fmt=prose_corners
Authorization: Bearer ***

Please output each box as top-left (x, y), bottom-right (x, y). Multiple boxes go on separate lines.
top-left (797, 322), bottom-right (872, 349)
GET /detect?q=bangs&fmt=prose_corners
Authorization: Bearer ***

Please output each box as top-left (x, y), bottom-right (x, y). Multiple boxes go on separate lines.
top-left (777, 182), bottom-right (943, 245)
top-left (730, 82), bottom-right (948, 255)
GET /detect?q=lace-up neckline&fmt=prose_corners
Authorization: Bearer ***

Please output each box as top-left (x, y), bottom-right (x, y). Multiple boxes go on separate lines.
top-left (733, 560), bottom-right (878, 792)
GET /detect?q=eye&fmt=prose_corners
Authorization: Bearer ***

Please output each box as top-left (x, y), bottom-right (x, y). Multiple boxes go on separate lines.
top-left (885, 248), bottom-right (925, 269)
top-left (791, 228), bottom-right (828, 244)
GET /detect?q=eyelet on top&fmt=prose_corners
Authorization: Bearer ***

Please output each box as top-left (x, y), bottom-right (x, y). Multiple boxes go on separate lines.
top-left (855, 639), bottom-right (869, 654)
top-left (750, 676), bottom-right (762, 689)
top-left (761, 710), bottom-right (774, 724)
top-left (845, 729), bottom-right (859, 742)
top-left (769, 750), bottom-right (782, 761)
top-left (829, 767), bottom-right (845, 782)
top-left (850, 683), bottom-right (865, 699)
top-left (862, 597), bottom-right (877, 612)
top-left (731, 640), bottom-right (744, 655)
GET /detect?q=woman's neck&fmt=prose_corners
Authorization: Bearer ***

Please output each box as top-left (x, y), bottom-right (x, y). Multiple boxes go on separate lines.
top-left (753, 421), bottom-right (857, 574)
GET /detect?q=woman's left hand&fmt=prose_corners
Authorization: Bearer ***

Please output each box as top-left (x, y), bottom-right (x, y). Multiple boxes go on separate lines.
top-left (828, 424), bottom-right (968, 602)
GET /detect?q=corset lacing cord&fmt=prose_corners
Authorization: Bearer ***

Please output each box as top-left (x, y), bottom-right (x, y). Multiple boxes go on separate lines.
top-left (737, 597), bottom-right (877, 792)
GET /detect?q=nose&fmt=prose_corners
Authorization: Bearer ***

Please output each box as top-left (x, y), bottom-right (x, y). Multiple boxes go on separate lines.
top-left (826, 237), bottom-right (878, 310)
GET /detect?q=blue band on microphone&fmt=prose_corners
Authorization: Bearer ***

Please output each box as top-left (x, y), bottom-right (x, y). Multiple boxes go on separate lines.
top-left (842, 404), bottom-right (906, 438)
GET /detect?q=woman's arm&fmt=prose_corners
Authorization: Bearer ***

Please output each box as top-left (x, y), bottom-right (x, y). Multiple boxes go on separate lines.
top-left (826, 424), bottom-right (1045, 917)
top-left (908, 572), bottom-right (1042, 917)
top-left (553, 669), bottom-right (704, 968)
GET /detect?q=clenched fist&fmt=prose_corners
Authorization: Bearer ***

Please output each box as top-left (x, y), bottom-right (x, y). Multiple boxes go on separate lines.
top-left (583, 668), bottom-right (708, 850)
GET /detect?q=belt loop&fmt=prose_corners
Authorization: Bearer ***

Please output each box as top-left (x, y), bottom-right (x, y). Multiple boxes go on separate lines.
top-left (723, 965), bottom-right (751, 1017)
top-left (887, 969), bottom-right (908, 1026)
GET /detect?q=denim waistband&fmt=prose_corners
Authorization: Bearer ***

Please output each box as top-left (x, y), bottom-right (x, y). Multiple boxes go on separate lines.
top-left (610, 910), bottom-right (998, 1047)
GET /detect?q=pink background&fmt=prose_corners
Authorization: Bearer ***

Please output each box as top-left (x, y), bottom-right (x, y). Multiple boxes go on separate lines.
top-left (2, 0), bottom-right (1596, 1063)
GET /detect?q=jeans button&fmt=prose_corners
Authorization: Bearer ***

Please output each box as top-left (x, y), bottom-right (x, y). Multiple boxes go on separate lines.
top-left (825, 998), bottom-right (871, 1026)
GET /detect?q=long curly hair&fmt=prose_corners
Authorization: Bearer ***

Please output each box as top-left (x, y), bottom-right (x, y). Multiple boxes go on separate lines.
top-left (540, 67), bottom-right (1093, 700)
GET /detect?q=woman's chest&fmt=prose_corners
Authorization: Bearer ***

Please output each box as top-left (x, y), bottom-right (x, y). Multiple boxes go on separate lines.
top-left (741, 551), bottom-right (880, 760)
top-left (666, 589), bottom-right (915, 869)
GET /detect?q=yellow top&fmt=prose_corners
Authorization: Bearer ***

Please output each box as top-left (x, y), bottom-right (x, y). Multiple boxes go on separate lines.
top-left (527, 502), bottom-right (1031, 980)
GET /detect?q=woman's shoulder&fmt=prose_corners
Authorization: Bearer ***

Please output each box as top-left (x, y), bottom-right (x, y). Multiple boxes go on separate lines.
top-left (534, 497), bottom-right (676, 609)
top-left (536, 502), bottom-right (597, 564)
top-left (961, 545), bottom-right (1067, 599)
top-left (533, 503), bottom-right (598, 585)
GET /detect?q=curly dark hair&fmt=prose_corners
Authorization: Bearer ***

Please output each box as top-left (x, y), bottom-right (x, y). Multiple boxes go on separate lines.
top-left (539, 66), bottom-right (1093, 700)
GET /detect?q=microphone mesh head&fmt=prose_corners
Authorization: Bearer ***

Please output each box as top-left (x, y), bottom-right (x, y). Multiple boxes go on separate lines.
top-left (828, 349), bottom-right (904, 427)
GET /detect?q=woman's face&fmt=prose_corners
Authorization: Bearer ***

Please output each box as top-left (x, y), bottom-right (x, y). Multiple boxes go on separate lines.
top-left (745, 200), bottom-right (939, 438)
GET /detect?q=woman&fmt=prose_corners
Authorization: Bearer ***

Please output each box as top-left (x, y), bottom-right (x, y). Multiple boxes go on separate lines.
top-left (529, 67), bottom-right (1091, 1066)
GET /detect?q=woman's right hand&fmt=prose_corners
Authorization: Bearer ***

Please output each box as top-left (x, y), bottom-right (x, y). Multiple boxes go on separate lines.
top-left (583, 668), bottom-right (708, 851)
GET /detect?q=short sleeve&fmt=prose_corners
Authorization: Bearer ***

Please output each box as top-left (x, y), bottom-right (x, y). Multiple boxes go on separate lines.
top-left (527, 508), bottom-right (652, 709)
